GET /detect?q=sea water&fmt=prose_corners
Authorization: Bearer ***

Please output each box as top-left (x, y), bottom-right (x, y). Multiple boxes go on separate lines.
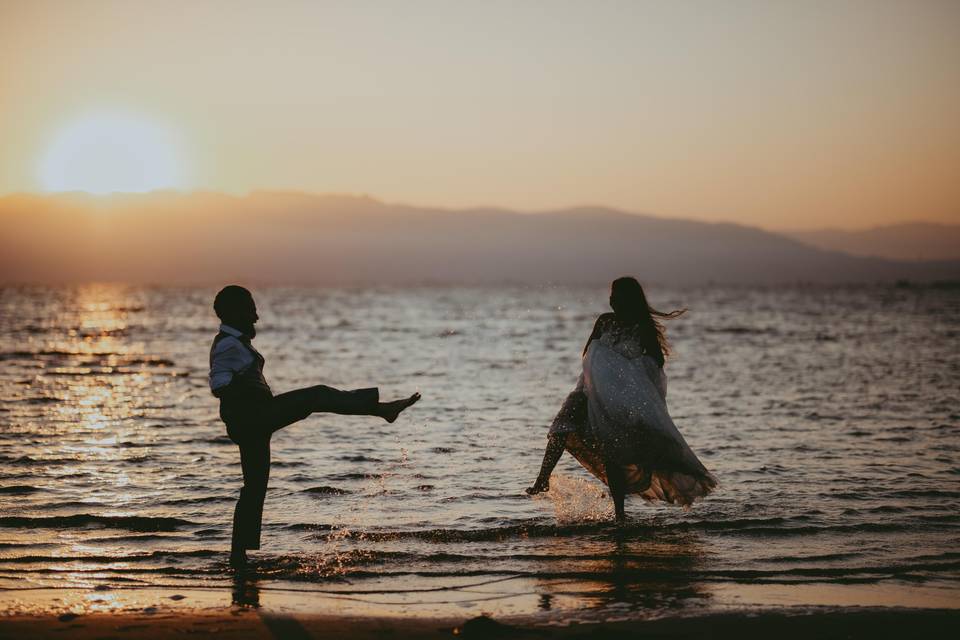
top-left (1, 284), bottom-right (957, 618)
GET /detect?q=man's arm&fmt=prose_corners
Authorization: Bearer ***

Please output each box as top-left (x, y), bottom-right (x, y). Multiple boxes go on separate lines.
top-left (209, 339), bottom-right (251, 398)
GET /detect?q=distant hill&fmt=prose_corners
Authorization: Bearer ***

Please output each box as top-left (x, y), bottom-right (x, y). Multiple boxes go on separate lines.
top-left (787, 223), bottom-right (960, 262)
top-left (1, 192), bottom-right (958, 285)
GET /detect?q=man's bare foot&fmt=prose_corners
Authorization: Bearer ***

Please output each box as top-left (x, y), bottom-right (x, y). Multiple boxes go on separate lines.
top-left (525, 478), bottom-right (550, 495)
top-left (379, 392), bottom-right (420, 423)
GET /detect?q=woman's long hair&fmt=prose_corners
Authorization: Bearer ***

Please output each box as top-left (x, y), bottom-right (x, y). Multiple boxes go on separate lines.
top-left (609, 277), bottom-right (686, 366)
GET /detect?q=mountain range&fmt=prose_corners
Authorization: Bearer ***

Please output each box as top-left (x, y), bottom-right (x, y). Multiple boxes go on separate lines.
top-left (786, 223), bottom-right (960, 262)
top-left (1, 192), bottom-right (957, 285)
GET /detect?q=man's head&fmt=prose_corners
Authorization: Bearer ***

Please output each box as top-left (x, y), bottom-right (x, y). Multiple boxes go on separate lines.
top-left (214, 285), bottom-right (258, 337)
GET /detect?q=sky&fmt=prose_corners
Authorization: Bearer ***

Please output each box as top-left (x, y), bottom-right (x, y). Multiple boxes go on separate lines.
top-left (1, 0), bottom-right (958, 230)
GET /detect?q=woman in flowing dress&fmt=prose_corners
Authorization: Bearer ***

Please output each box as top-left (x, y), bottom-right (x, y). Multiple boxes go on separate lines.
top-left (526, 277), bottom-right (716, 521)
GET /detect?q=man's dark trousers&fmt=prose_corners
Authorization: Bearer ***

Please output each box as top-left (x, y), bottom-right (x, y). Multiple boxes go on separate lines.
top-left (225, 385), bottom-right (379, 553)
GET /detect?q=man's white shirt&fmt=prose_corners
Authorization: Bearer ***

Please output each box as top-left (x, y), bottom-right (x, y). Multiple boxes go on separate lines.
top-left (209, 324), bottom-right (256, 394)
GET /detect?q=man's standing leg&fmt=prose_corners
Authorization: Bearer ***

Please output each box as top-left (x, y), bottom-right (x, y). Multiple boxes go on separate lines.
top-left (231, 435), bottom-right (270, 564)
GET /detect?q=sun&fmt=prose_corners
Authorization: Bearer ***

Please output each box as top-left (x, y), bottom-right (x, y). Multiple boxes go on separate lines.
top-left (38, 111), bottom-right (185, 194)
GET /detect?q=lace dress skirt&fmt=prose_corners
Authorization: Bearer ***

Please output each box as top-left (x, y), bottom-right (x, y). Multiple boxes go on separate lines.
top-left (548, 342), bottom-right (716, 507)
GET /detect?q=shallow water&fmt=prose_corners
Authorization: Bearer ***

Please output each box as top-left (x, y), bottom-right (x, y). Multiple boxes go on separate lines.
top-left (0, 284), bottom-right (958, 618)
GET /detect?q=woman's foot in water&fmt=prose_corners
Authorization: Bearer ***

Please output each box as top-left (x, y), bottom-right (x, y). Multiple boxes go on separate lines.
top-left (525, 477), bottom-right (550, 495)
top-left (378, 392), bottom-right (421, 423)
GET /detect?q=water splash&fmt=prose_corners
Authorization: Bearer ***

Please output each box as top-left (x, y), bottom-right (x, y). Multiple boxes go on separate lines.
top-left (539, 473), bottom-right (613, 524)
top-left (301, 441), bottom-right (415, 577)
top-left (304, 520), bottom-right (372, 578)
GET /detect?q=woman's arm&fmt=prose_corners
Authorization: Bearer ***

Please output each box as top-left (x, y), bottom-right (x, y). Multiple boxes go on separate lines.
top-left (582, 313), bottom-right (613, 356)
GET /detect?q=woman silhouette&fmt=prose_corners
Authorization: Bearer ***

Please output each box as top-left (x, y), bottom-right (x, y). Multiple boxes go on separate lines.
top-left (526, 277), bottom-right (716, 521)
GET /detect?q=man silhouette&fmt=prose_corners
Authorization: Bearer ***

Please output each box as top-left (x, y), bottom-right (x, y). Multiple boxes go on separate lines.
top-left (209, 285), bottom-right (419, 567)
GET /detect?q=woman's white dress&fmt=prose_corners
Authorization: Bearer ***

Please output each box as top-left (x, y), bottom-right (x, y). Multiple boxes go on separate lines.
top-left (550, 322), bottom-right (717, 506)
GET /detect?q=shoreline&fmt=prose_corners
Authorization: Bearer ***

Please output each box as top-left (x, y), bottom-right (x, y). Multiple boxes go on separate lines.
top-left (4, 575), bottom-right (956, 616)
top-left (1, 583), bottom-right (958, 639)
top-left (1, 606), bottom-right (957, 639)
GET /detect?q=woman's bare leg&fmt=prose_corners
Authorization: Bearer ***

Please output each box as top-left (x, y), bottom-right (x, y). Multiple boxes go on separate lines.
top-left (526, 433), bottom-right (567, 494)
top-left (604, 458), bottom-right (627, 523)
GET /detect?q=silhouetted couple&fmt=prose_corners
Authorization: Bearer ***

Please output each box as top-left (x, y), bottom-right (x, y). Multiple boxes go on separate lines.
top-left (209, 285), bottom-right (419, 567)
top-left (211, 279), bottom-right (717, 568)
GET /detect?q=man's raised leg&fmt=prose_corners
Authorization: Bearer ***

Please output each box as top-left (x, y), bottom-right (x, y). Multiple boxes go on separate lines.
top-left (266, 385), bottom-right (419, 433)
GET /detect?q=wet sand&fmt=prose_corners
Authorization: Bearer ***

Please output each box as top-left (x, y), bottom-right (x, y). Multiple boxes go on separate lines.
top-left (1, 607), bottom-right (957, 639)
top-left (1, 585), bottom-right (958, 639)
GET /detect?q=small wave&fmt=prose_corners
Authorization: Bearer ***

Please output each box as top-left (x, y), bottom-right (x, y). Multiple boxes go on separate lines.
top-left (35, 500), bottom-right (110, 510)
top-left (0, 549), bottom-right (218, 565)
top-left (705, 326), bottom-right (777, 335)
top-left (286, 515), bottom-right (959, 542)
top-left (0, 542), bottom-right (58, 549)
top-left (339, 455), bottom-right (382, 463)
top-left (668, 517), bottom-right (959, 536)
top-left (0, 350), bottom-right (173, 367)
top-left (13, 396), bottom-right (61, 405)
top-left (763, 552), bottom-right (861, 563)
top-left (0, 455), bottom-right (72, 466)
top-left (291, 520), bottom-right (617, 541)
top-left (0, 565), bottom-right (222, 577)
top-left (0, 515), bottom-right (196, 532)
top-left (159, 496), bottom-right (233, 506)
top-left (916, 514), bottom-right (960, 524)
top-left (122, 552), bottom-right (960, 585)
top-left (441, 492), bottom-right (525, 503)
top-left (302, 486), bottom-right (351, 495)
top-left (75, 328), bottom-right (128, 338)
top-left (182, 436), bottom-right (232, 445)
top-left (0, 350), bottom-right (114, 360)
top-left (84, 533), bottom-right (188, 544)
top-left (116, 440), bottom-right (155, 448)
top-left (890, 489), bottom-right (960, 499)
top-left (0, 485), bottom-right (43, 495)
top-left (702, 560), bottom-right (960, 581)
top-left (324, 472), bottom-right (378, 481)
top-left (826, 489), bottom-right (960, 500)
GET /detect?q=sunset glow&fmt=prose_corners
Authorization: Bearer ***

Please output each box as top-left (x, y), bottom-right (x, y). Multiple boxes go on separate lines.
top-left (2, 1), bottom-right (958, 228)
top-left (38, 112), bottom-right (184, 194)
